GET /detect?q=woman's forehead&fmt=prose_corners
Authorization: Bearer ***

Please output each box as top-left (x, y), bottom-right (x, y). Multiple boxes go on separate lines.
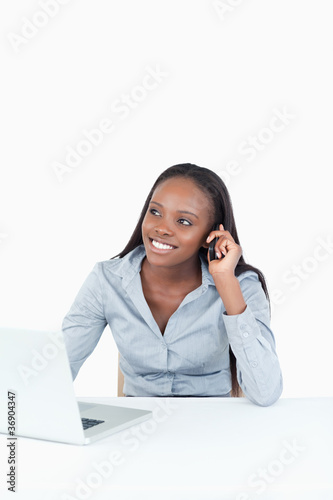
top-left (153, 177), bottom-right (206, 199)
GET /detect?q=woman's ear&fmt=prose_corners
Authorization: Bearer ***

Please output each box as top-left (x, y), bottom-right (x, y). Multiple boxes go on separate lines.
top-left (201, 221), bottom-right (220, 249)
top-left (201, 228), bottom-right (213, 249)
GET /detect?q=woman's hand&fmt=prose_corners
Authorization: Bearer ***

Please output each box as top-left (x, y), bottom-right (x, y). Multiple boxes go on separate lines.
top-left (206, 224), bottom-right (242, 276)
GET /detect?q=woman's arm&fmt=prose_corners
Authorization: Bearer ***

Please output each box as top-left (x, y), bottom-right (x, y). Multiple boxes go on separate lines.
top-left (213, 272), bottom-right (247, 316)
top-left (216, 270), bottom-right (283, 406)
top-left (206, 224), bottom-right (283, 406)
top-left (61, 263), bottom-right (107, 379)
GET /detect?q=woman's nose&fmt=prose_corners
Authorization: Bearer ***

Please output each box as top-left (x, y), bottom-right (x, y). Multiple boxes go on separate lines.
top-left (155, 222), bottom-right (173, 235)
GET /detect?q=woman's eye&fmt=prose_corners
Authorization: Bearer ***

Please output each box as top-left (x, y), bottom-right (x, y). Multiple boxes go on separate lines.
top-left (178, 218), bottom-right (192, 226)
top-left (150, 208), bottom-right (160, 216)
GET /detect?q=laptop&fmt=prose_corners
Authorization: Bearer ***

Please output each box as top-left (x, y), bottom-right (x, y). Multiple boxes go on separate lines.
top-left (0, 327), bottom-right (152, 445)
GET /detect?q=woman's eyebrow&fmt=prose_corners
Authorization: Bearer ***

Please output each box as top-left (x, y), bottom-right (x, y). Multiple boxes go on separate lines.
top-left (150, 200), bottom-right (199, 219)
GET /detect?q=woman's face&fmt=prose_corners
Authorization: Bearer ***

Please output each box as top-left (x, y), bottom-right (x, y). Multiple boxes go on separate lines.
top-left (141, 177), bottom-right (214, 268)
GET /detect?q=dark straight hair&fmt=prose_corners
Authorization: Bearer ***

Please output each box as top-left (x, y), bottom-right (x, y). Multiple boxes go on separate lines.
top-left (111, 163), bottom-right (270, 397)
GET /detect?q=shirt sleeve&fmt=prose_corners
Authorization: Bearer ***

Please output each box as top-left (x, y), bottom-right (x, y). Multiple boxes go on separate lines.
top-left (222, 271), bottom-right (283, 406)
top-left (61, 263), bottom-right (107, 380)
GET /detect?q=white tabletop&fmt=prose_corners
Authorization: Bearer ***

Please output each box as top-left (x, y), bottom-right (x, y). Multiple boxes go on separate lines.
top-left (1, 396), bottom-right (332, 500)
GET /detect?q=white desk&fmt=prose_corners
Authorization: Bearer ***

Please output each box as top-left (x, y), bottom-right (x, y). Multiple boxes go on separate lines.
top-left (1, 397), bottom-right (332, 500)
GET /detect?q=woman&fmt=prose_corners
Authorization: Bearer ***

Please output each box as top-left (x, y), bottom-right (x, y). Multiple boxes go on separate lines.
top-left (62, 163), bottom-right (283, 406)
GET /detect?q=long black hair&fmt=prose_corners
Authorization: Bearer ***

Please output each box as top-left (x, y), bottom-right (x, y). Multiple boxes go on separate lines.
top-left (111, 163), bottom-right (270, 397)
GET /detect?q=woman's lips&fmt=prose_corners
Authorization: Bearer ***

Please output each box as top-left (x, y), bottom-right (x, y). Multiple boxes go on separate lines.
top-left (148, 238), bottom-right (177, 253)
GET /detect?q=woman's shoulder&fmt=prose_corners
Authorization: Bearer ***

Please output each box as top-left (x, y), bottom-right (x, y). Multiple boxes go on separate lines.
top-left (235, 268), bottom-right (268, 305)
top-left (96, 245), bottom-right (145, 279)
top-left (236, 269), bottom-right (260, 283)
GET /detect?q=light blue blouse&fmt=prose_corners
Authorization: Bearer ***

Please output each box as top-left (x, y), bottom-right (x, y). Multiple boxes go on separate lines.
top-left (62, 244), bottom-right (283, 406)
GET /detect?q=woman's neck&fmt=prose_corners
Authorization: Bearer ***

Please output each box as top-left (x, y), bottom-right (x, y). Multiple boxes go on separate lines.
top-left (140, 255), bottom-right (202, 289)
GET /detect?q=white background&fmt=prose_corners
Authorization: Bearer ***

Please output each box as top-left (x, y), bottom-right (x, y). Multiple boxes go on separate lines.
top-left (1, 0), bottom-right (332, 398)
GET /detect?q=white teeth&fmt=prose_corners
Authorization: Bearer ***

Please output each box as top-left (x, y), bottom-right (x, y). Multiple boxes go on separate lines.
top-left (151, 239), bottom-right (175, 250)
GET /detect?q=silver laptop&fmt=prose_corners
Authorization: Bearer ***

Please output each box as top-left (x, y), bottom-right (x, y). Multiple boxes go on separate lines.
top-left (0, 327), bottom-right (152, 445)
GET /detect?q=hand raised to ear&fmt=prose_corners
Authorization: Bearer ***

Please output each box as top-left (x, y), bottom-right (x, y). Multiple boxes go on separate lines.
top-left (206, 224), bottom-right (242, 276)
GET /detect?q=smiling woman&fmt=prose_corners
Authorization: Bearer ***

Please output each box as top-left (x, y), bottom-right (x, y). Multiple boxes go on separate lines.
top-left (62, 163), bottom-right (283, 406)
